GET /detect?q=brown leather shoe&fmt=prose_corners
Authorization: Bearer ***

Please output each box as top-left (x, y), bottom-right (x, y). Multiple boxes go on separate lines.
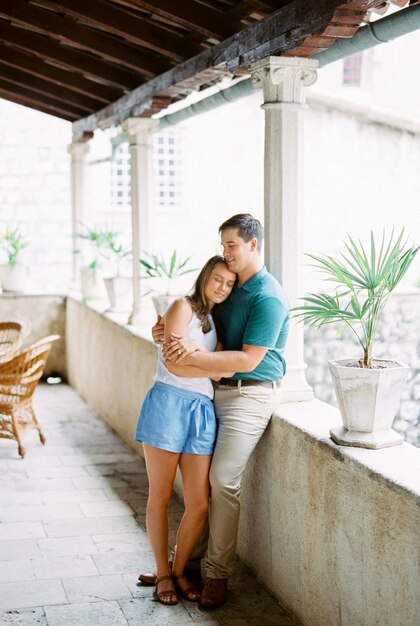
top-left (199, 577), bottom-right (228, 608)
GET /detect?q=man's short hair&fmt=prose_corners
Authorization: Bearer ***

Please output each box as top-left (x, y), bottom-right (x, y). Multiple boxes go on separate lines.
top-left (219, 213), bottom-right (263, 252)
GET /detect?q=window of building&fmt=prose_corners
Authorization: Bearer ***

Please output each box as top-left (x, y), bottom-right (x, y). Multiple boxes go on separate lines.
top-left (111, 140), bottom-right (131, 211)
top-left (343, 53), bottom-right (363, 86)
top-left (153, 128), bottom-right (184, 212)
top-left (110, 127), bottom-right (184, 214)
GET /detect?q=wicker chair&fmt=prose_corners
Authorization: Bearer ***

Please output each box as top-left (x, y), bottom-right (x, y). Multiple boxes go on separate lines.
top-left (0, 335), bottom-right (60, 458)
top-left (0, 321), bottom-right (26, 364)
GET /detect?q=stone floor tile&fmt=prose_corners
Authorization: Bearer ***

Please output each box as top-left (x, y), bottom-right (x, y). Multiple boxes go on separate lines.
top-left (44, 601), bottom-right (128, 626)
top-left (92, 550), bottom-right (151, 576)
top-left (0, 493), bottom-right (43, 507)
top-left (0, 522), bottom-right (46, 541)
top-left (38, 536), bottom-right (98, 557)
top-left (24, 466), bottom-right (89, 479)
top-left (0, 606), bottom-right (48, 625)
top-left (86, 453), bottom-right (137, 465)
top-left (92, 532), bottom-right (148, 554)
top-left (62, 574), bottom-right (132, 603)
top-left (72, 476), bottom-right (137, 490)
top-left (14, 479), bottom-right (76, 493)
top-left (0, 560), bottom-right (35, 583)
top-left (43, 515), bottom-right (140, 538)
top-left (122, 575), bottom-right (156, 599)
top-left (7, 457), bottom-right (62, 471)
top-left (118, 597), bottom-right (195, 626)
top-left (40, 489), bottom-right (109, 504)
top-left (184, 586), bottom-right (286, 623)
top-left (0, 539), bottom-right (42, 561)
top-left (79, 501), bottom-right (134, 518)
top-left (31, 554), bottom-right (99, 579)
top-left (0, 579), bottom-right (67, 610)
top-left (0, 503), bottom-right (83, 523)
top-left (0, 469), bottom-right (28, 481)
top-left (0, 481), bottom-right (16, 493)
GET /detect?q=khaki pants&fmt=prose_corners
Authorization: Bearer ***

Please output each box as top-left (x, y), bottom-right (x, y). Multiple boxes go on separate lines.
top-left (202, 383), bottom-right (282, 579)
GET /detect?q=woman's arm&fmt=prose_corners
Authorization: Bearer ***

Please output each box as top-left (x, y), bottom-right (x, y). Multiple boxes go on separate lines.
top-left (163, 300), bottom-right (222, 379)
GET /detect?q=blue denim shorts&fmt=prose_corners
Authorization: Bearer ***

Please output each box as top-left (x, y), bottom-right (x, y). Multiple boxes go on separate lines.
top-left (134, 381), bottom-right (216, 455)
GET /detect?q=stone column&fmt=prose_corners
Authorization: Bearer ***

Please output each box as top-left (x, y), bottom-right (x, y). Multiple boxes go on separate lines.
top-left (67, 134), bottom-right (92, 285)
top-left (122, 117), bottom-right (158, 325)
top-left (251, 56), bottom-right (318, 402)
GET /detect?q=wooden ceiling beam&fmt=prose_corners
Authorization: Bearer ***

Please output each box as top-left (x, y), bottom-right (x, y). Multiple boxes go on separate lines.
top-left (0, 22), bottom-right (140, 90)
top-left (39, 0), bottom-right (203, 61)
top-left (0, 89), bottom-right (76, 120)
top-left (0, 79), bottom-right (84, 119)
top-left (72, 0), bottom-right (346, 139)
top-left (0, 61), bottom-right (100, 113)
top-left (113, 0), bottom-right (240, 40)
top-left (0, 44), bottom-right (117, 104)
top-left (0, 0), bottom-right (170, 76)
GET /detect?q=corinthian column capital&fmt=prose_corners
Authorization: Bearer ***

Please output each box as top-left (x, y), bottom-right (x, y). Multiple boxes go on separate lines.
top-left (251, 56), bottom-right (318, 105)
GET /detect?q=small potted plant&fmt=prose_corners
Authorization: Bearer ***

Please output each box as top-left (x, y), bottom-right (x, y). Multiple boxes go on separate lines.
top-left (76, 225), bottom-right (107, 299)
top-left (101, 230), bottom-right (132, 313)
top-left (77, 226), bottom-right (131, 310)
top-left (140, 250), bottom-right (198, 314)
top-left (293, 230), bottom-right (419, 449)
top-left (0, 227), bottom-right (29, 292)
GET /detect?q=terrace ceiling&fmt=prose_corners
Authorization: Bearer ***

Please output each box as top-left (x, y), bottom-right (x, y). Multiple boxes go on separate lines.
top-left (0, 0), bottom-right (416, 138)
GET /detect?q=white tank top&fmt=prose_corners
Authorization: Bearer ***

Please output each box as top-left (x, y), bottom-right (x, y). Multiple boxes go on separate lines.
top-left (154, 310), bottom-right (217, 399)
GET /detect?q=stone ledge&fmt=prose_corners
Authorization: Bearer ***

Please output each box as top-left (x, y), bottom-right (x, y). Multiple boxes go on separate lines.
top-left (274, 399), bottom-right (420, 501)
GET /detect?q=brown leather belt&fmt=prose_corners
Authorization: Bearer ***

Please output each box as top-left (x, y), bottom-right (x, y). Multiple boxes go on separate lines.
top-left (218, 378), bottom-right (281, 388)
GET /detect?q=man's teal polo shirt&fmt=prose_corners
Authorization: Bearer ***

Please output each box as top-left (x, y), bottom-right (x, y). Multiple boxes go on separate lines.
top-left (218, 266), bottom-right (289, 381)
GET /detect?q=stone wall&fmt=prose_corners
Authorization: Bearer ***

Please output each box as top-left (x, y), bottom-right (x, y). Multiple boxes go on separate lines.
top-left (0, 294), bottom-right (66, 376)
top-left (0, 100), bottom-right (72, 293)
top-left (304, 291), bottom-right (420, 446)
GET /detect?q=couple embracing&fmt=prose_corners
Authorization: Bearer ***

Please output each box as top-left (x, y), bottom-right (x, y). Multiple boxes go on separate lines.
top-left (134, 213), bottom-right (289, 608)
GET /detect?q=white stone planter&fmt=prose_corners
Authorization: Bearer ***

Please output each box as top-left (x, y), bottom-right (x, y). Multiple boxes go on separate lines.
top-left (80, 267), bottom-right (104, 299)
top-left (152, 294), bottom-right (177, 315)
top-left (104, 276), bottom-right (132, 313)
top-left (0, 264), bottom-right (29, 292)
top-left (329, 358), bottom-right (409, 449)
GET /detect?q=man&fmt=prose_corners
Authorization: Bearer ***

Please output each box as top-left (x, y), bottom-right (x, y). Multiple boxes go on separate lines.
top-left (141, 213), bottom-right (289, 607)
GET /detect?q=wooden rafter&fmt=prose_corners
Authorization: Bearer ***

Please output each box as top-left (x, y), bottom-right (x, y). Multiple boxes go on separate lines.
top-left (0, 88), bottom-right (77, 120)
top-left (111, 0), bottom-right (241, 40)
top-left (0, 22), bottom-right (140, 90)
top-left (0, 62), bottom-right (99, 113)
top-left (0, 44), bottom-right (121, 103)
top-left (36, 0), bottom-right (204, 61)
top-left (0, 79), bottom-right (85, 118)
top-left (0, 0), bottom-right (171, 76)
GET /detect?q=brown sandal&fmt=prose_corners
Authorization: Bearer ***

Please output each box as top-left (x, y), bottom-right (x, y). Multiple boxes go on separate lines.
top-left (154, 575), bottom-right (178, 605)
top-left (173, 574), bottom-right (201, 602)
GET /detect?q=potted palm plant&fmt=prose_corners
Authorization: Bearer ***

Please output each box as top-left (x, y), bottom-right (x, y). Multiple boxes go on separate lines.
top-left (0, 227), bottom-right (29, 292)
top-left (293, 230), bottom-right (419, 449)
top-left (140, 250), bottom-right (198, 314)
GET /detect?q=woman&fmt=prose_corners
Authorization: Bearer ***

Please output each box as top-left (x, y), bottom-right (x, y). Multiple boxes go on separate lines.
top-left (135, 255), bottom-right (236, 606)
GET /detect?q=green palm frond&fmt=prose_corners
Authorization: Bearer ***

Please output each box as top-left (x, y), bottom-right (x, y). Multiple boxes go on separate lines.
top-left (292, 230), bottom-right (419, 367)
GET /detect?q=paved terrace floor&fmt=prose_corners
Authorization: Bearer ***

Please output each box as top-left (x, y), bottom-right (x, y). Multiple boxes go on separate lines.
top-left (0, 384), bottom-right (294, 626)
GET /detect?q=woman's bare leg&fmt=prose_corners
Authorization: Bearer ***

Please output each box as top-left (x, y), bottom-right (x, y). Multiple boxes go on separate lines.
top-left (172, 453), bottom-right (211, 596)
top-left (143, 443), bottom-right (180, 602)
